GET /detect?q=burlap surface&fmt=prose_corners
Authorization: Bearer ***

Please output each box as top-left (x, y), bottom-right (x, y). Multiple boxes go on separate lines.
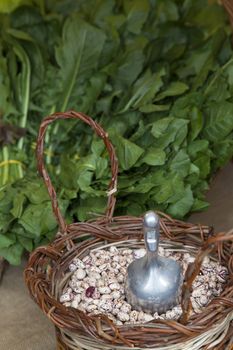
top-left (0, 162), bottom-right (233, 350)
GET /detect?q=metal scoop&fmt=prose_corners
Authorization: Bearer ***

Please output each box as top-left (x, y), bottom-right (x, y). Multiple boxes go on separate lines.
top-left (125, 211), bottom-right (183, 314)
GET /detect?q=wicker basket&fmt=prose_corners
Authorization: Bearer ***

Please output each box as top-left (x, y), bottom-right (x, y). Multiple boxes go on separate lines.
top-left (24, 111), bottom-right (233, 350)
top-left (0, 257), bottom-right (5, 283)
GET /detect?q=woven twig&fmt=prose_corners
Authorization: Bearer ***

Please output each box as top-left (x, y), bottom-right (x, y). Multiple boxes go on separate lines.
top-left (222, 0), bottom-right (233, 27)
top-left (0, 257), bottom-right (5, 283)
top-left (25, 217), bottom-right (233, 349)
top-left (25, 110), bottom-right (233, 350)
top-left (36, 111), bottom-right (118, 234)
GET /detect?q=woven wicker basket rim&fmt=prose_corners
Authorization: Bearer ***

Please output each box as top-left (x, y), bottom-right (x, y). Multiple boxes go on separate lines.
top-left (25, 109), bottom-right (233, 349)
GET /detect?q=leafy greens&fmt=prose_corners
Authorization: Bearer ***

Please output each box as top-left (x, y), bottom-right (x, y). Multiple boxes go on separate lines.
top-left (0, 0), bottom-right (233, 264)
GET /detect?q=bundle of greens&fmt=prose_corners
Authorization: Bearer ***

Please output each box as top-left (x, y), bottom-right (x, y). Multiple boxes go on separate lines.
top-left (0, 0), bottom-right (233, 265)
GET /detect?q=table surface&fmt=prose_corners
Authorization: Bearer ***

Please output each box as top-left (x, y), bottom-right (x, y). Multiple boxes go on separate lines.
top-left (1, 162), bottom-right (233, 350)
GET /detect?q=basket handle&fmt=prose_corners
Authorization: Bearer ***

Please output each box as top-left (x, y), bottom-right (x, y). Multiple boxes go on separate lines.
top-left (222, 0), bottom-right (233, 27)
top-left (180, 229), bottom-right (233, 324)
top-left (36, 110), bottom-right (118, 234)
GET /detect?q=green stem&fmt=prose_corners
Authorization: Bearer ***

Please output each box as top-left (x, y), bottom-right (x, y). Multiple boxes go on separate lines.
top-left (17, 159), bottom-right (24, 179)
top-left (13, 45), bottom-right (31, 178)
top-left (2, 146), bottom-right (9, 185)
top-left (45, 105), bottom-right (56, 165)
top-left (17, 56), bottom-right (31, 150)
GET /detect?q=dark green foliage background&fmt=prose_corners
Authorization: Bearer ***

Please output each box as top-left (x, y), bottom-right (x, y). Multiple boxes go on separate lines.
top-left (0, 0), bottom-right (233, 264)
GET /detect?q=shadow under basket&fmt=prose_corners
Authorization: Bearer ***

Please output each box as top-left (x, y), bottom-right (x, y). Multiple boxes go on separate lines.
top-left (24, 111), bottom-right (233, 350)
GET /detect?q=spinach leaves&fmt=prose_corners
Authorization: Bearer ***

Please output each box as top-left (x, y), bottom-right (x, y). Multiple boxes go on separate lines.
top-left (0, 0), bottom-right (233, 264)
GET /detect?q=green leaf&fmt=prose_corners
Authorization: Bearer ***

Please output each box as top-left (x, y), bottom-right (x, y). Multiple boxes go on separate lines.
top-left (0, 0), bottom-right (23, 13)
top-left (151, 117), bottom-right (173, 139)
top-left (194, 155), bottom-right (211, 179)
top-left (107, 111), bottom-right (141, 135)
top-left (96, 157), bottom-right (108, 179)
top-left (91, 138), bottom-right (105, 156)
top-left (166, 175), bottom-right (185, 204)
top-left (139, 103), bottom-right (170, 113)
top-left (76, 155), bottom-right (96, 174)
top-left (151, 117), bottom-right (189, 149)
top-left (155, 82), bottom-right (189, 101)
top-left (0, 185), bottom-right (16, 214)
top-left (62, 189), bottom-right (78, 200)
top-left (18, 235), bottom-right (33, 251)
top-left (113, 48), bottom-right (145, 90)
top-left (130, 120), bottom-right (149, 142)
top-left (170, 150), bottom-right (190, 178)
top-left (187, 163), bottom-right (200, 186)
top-left (91, 0), bottom-right (116, 28)
top-left (126, 202), bottom-right (144, 216)
top-left (121, 68), bottom-right (166, 112)
top-left (152, 179), bottom-right (173, 204)
top-left (10, 224), bottom-right (33, 239)
top-left (24, 181), bottom-right (49, 204)
top-left (0, 242), bottom-right (24, 265)
top-left (10, 193), bottom-right (25, 218)
top-left (60, 155), bottom-right (79, 190)
top-left (151, 172), bottom-right (185, 205)
top-left (0, 214), bottom-right (14, 233)
top-left (142, 148), bottom-right (166, 166)
top-left (77, 171), bottom-right (94, 192)
top-left (125, 170), bottom-right (165, 194)
top-left (112, 133), bottom-right (144, 170)
top-left (225, 61), bottom-right (233, 87)
top-left (56, 15), bottom-right (106, 111)
top-left (203, 101), bottom-right (233, 142)
top-left (96, 91), bottom-right (118, 114)
top-left (191, 198), bottom-right (209, 212)
top-left (78, 72), bottom-right (107, 113)
top-left (212, 139), bottom-right (233, 170)
top-left (76, 196), bottom-right (107, 221)
top-left (131, 182), bottom-right (155, 194)
top-left (0, 233), bottom-right (16, 249)
top-left (195, 31), bottom-right (227, 89)
top-left (156, 0), bottom-right (179, 22)
top-left (188, 140), bottom-right (209, 158)
top-left (205, 75), bottom-right (230, 102)
top-left (124, 0), bottom-right (150, 34)
top-left (190, 106), bottom-right (203, 141)
top-left (184, 2), bottom-right (226, 34)
top-left (171, 92), bottom-right (203, 120)
top-left (33, 237), bottom-right (50, 248)
top-left (19, 200), bottom-right (68, 236)
top-left (6, 28), bottom-right (35, 41)
top-left (167, 185), bottom-right (194, 218)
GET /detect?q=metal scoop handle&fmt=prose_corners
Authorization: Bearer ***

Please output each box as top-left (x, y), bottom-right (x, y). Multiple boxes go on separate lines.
top-left (143, 211), bottom-right (160, 255)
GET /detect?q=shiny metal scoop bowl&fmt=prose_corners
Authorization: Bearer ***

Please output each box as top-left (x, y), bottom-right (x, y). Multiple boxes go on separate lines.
top-left (125, 211), bottom-right (183, 314)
